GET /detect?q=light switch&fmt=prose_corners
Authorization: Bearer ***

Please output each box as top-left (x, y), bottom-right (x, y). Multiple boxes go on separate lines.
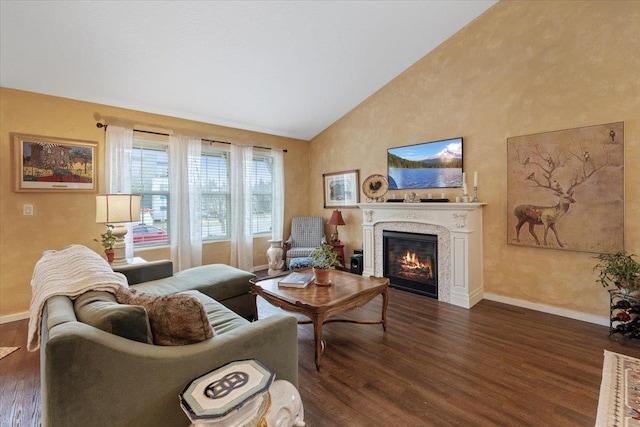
top-left (23, 204), bottom-right (34, 216)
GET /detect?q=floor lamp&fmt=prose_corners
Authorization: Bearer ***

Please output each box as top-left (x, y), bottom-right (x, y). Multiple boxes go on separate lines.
top-left (96, 193), bottom-right (141, 266)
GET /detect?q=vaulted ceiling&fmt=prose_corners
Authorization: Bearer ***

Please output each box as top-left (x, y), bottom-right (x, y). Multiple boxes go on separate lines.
top-left (0, 1), bottom-right (496, 140)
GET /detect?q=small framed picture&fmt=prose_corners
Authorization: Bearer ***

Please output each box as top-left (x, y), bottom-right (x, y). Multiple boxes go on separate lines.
top-left (323, 169), bottom-right (360, 208)
top-left (12, 133), bottom-right (98, 192)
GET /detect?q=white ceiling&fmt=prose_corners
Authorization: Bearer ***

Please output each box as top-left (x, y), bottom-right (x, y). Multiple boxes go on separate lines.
top-left (0, 1), bottom-right (496, 140)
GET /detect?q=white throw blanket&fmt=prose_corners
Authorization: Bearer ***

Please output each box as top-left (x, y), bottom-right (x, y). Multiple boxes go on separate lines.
top-left (27, 244), bottom-right (129, 352)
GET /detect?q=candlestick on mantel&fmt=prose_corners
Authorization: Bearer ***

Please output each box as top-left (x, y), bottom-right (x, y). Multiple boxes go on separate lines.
top-left (471, 171), bottom-right (479, 202)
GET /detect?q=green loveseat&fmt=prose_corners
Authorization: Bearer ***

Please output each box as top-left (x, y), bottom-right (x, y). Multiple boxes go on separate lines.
top-left (39, 260), bottom-right (298, 427)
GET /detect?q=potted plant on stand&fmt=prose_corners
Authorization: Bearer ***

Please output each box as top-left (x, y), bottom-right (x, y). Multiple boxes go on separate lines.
top-left (309, 243), bottom-right (342, 286)
top-left (593, 251), bottom-right (640, 294)
top-left (95, 224), bottom-right (117, 264)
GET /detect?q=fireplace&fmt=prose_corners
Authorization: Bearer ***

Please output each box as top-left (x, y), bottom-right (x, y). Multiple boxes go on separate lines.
top-left (358, 202), bottom-right (485, 308)
top-left (383, 231), bottom-right (437, 298)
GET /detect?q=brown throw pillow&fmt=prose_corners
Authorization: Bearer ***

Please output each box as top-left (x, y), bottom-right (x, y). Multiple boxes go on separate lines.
top-left (115, 288), bottom-right (214, 346)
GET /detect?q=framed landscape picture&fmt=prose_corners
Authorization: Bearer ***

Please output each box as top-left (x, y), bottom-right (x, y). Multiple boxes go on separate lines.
top-left (323, 170), bottom-right (359, 208)
top-left (13, 133), bottom-right (98, 192)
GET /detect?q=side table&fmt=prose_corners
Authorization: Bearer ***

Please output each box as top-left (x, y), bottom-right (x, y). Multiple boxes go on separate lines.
top-left (111, 258), bottom-right (174, 285)
top-left (329, 242), bottom-right (345, 271)
top-left (111, 257), bottom-right (147, 269)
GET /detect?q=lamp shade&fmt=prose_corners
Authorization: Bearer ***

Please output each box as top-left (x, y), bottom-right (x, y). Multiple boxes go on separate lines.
top-left (328, 210), bottom-right (346, 226)
top-left (96, 194), bottom-right (141, 224)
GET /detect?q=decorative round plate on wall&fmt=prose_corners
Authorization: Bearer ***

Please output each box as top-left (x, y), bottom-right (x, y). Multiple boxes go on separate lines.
top-left (362, 174), bottom-right (389, 202)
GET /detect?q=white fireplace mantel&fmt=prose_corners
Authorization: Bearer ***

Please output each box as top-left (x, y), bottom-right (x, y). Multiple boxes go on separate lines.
top-left (357, 202), bottom-right (486, 309)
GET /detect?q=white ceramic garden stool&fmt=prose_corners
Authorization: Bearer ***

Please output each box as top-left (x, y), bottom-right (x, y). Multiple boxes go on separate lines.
top-left (180, 359), bottom-right (304, 427)
top-left (266, 239), bottom-right (285, 275)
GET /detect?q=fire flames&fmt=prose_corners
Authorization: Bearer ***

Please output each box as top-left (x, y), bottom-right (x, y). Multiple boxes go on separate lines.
top-left (397, 250), bottom-right (433, 280)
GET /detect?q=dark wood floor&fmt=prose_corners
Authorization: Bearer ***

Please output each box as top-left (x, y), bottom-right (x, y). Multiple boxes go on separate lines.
top-left (3, 288), bottom-right (640, 427)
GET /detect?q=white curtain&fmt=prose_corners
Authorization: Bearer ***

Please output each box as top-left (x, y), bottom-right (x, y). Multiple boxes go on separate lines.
top-left (169, 135), bottom-right (202, 270)
top-left (105, 126), bottom-right (135, 260)
top-left (272, 149), bottom-right (285, 241)
top-left (230, 144), bottom-right (254, 271)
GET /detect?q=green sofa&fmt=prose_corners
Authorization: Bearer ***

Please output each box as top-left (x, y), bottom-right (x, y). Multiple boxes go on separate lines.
top-left (39, 260), bottom-right (298, 427)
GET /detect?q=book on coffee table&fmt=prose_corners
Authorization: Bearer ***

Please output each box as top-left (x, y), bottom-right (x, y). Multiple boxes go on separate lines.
top-left (278, 272), bottom-right (314, 288)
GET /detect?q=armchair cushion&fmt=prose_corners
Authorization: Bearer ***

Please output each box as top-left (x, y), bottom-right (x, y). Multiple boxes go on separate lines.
top-left (289, 216), bottom-right (325, 248)
top-left (289, 257), bottom-right (312, 270)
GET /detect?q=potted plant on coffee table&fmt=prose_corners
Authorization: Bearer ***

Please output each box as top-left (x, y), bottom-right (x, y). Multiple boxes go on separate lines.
top-left (309, 243), bottom-right (342, 286)
top-left (95, 224), bottom-right (117, 264)
top-left (593, 251), bottom-right (640, 294)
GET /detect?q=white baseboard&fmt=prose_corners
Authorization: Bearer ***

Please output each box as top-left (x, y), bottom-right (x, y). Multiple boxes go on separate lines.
top-left (483, 293), bottom-right (609, 326)
top-left (0, 311), bottom-right (29, 324)
top-left (252, 264), bottom-right (268, 272)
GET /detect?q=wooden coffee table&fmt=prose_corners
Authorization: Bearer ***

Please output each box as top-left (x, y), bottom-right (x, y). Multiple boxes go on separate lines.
top-left (251, 268), bottom-right (389, 371)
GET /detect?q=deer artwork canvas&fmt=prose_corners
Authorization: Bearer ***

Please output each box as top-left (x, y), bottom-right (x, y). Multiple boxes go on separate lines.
top-left (507, 122), bottom-right (624, 253)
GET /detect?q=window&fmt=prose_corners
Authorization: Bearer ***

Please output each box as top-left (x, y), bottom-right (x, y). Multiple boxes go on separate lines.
top-left (130, 138), bottom-right (276, 246)
top-left (201, 149), bottom-right (230, 240)
top-left (251, 154), bottom-right (273, 235)
top-left (131, 138), bottom-right (170, 247)
top-left (200, 147), bottom-right (275, 239)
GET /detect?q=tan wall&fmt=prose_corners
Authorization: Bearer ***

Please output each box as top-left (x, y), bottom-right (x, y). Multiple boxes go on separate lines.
top-left (309, 1), bottom-right (640, 318)
top-left (0, 88), bottom-right (310, 317)
top-left (2, 1), bottom-right (639, 322)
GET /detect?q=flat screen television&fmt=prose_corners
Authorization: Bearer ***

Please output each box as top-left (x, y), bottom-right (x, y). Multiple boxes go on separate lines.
top-left (387, 137), bottom-right (463, 190)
